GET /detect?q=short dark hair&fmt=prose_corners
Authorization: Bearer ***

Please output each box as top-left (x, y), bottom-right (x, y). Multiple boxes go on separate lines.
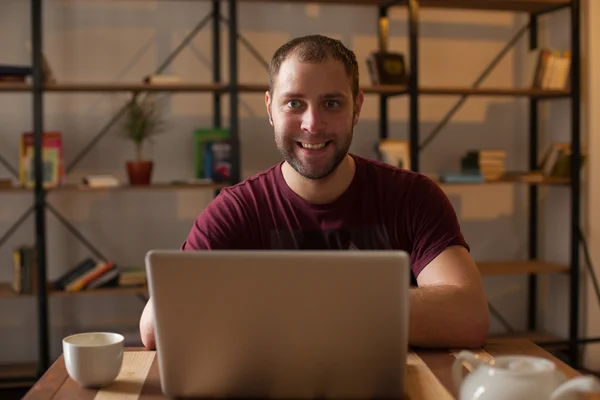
top-left (268, 34), bottom-right (360, 100)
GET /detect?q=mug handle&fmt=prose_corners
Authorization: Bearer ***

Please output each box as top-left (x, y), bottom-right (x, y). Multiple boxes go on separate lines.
top-left (452, 350), bottom-right (483, 391)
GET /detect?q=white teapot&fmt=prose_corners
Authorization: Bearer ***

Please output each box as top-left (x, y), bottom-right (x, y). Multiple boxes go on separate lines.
top-left (453, 350), bottom-right (600, 400)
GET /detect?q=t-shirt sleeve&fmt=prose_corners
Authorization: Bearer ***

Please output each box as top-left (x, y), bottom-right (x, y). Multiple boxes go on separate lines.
top-left (407, 174), bottom-right (469, 278)
top-left (181, 189), bottom-right (248, 250)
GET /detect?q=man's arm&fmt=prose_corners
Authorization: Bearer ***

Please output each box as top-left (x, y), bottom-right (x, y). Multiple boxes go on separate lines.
top-left (409, 245), bottom-right (490, 348)
top-left (140, 297), bottom-right (156, 349)
top-left (400, 174), bottom-right (490, 349)
top-left (139, 189), bottom-right (250, 350)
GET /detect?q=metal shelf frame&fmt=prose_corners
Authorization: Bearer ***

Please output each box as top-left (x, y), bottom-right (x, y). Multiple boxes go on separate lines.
top-left (0, 0), bottom-right (588, 381)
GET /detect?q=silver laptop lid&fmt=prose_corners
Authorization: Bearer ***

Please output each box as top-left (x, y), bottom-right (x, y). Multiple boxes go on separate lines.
top-left (146, 249), bottom-right (410, 399)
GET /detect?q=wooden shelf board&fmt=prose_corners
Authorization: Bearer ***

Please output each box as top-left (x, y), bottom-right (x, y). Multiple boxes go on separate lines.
top-left (490, 331), bottom-right (568, 349)
top-left (419, 86), bottom-right (570, 97)
top-left (46, 82), bottom-right (225, 92)
top-left (399, 0), bottom-right (569, 13)
top-left (0, 283), bottom-right (22, 299)
top-left (0, 82), bottom-right (569, 97)
top-left (0, 282), bottom-right (147, 298)
top-left (477, 260), bottom-right (569, 275)
top-left (0, 362), bottom-right (38, 378)
top-left (211, 0), bottom-right (571, 13)
top-left (0, 362), bottom-right (38, 388)
top-left (50, 182), bottom-right (229, 192)
top-left (49, 285), bottom-right (148, 297)
top-left (435, 175), bottom-right (571, 186)
top-left (0, 182), bottom-right (229, 193)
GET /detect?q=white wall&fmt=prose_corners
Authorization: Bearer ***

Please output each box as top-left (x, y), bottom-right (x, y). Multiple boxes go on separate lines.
top-left (0, 0), bottom-right (584, 367)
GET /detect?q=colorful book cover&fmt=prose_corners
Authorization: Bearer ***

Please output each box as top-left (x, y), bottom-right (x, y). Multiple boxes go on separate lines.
top-left (204, 140), bottom-right (232, 182)
top-left (194, 127), bottom-right (230, 179)
top-left (19, 131), bottom-right (64, 188)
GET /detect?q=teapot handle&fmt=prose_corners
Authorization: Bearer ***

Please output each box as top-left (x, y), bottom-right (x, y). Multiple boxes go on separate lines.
top-left (550, 375), bottom-right (600, 400)
top-left (452, 350), bottom-right (483, 391)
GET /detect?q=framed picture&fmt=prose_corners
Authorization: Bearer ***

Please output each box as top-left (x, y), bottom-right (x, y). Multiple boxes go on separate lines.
top-left (377, 139), bottom-right (410, 170)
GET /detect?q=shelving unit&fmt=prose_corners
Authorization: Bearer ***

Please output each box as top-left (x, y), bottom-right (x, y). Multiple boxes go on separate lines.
top-left (0, 0), bottom-right (588, 385)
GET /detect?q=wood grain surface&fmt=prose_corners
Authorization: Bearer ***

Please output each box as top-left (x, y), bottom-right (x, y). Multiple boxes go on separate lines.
top-left (21, 338), bottom-right (599, 400)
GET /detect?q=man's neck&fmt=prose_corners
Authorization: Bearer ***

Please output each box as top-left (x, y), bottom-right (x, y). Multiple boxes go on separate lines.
top-left (281, 154), bottom-right (356, 204)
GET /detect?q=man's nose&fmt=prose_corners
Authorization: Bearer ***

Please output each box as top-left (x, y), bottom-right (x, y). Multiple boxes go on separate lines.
top-left (300, 107), bottom-right (326, 133)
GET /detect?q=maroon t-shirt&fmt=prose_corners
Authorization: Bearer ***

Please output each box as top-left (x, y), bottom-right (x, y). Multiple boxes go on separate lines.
top-left (182, 154), bottom-right (469, 280)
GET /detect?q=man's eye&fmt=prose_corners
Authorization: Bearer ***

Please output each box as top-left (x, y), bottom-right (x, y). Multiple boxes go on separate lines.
top-left (287, 100), bottom-right (301, 108)
top-left (325, 100), bottom-right (339, 108)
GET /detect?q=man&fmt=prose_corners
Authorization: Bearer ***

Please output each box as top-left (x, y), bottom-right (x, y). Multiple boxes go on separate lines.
top-left (140, 34), bottom-right (490, 350)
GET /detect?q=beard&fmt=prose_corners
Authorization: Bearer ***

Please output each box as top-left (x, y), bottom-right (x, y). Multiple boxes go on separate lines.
top-left (274, 126), bottom-right (353, 180)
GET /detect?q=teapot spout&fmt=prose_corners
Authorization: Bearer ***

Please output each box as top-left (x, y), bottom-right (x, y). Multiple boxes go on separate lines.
top-left (550, 375), bottom-right (600, 400)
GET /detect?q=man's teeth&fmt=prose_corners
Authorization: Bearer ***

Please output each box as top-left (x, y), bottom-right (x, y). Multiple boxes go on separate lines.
top-left (301, 142), bottom-right (326, 149)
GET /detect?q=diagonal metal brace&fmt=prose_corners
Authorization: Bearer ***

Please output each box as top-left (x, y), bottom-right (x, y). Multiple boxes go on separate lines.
top-left (45, 202), bottom-right (107, 261)
top-left (0, 205), bottom-right (35, 250)
top-left (66, 105), bottom-right (131, 174)
top-left (419, 22), bottom-right (531, 151)
top-left (0, 152), bottom-right (19, 179)
top-left (219, 15), bottom-right (270, 70)
top-left (66, 11), bottom-right (215, 174)
top-left (488, 300), bottom-right (516, 333)
top-left (155, 11), bottom-right (215, 75)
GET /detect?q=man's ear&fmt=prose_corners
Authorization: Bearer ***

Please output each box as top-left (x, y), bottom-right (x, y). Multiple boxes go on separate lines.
top-left (353, 90), bottom-right (364, 126)
top-left (265, 90), bottom-right (273, 126)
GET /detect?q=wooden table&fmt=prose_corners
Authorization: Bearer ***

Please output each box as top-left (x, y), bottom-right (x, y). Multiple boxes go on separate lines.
top-left (21, 338), bottom-right (599, 399)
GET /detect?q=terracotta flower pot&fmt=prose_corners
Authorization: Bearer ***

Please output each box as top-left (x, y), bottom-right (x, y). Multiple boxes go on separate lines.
top-left (126, 160), bottom-right (153, 185)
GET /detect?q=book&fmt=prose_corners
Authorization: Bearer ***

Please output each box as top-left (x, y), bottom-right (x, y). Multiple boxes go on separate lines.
top-left (53, 258), bottom-right (97, 291)
top-left (204, 140), bottom-right (232, 182)
top-left (19, 131), bottom-right (65, 188)
top-left (366, 51), bottom-right (408, 85)
top-left (194, 127), bottom-right (230, 179)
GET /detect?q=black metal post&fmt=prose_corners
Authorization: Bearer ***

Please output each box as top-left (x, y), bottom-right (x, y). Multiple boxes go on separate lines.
top-left (213, 0), bottom-right (221, 128)
top-left (569, 0), bottom-right (581, 369)
top-left (378, 7), bottom-right (388, 141)
top-left (228, 0), bottom-right (240, 184)
top-left (528, 15), bottom-right (538, 332)
top-left (31, 0), bottom-right (50, 374)
top-left (408, 0), bottom-right (419, 172)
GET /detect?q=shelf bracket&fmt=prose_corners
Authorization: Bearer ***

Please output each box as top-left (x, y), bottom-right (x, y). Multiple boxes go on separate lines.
top-left (419, 22), bottom-right (531, 151)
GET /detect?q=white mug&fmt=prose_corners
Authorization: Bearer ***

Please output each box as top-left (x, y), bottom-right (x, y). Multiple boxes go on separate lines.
top-left (62, 332), bottom-right (124, 388)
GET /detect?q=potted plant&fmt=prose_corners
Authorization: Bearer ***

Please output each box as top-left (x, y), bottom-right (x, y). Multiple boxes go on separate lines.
top-left (120, 92), bottom-right (166, 185)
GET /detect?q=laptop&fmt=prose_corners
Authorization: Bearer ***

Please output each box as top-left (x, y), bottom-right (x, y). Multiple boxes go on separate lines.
top-left (145, 249), bottom-right (411, 399)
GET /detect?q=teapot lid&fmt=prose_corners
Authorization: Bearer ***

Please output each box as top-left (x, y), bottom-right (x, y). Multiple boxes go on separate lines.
top-left (491, 356), bottom-right (556, 375)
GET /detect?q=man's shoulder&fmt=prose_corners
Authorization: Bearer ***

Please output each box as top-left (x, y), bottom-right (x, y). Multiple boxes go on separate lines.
top-left (218, 163), bottom-right (281, 200)
top-left (353, 154), bottom-right (434, 188)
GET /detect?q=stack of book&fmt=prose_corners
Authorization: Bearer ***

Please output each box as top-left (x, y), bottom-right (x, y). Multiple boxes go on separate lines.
top-left (439, 150), bottom-right (506, 183)
top-left (461, 150), bottom-right (507, 181)
top-left (0, 64), bottom-right (31, 82)
top-left (52, 258), bottom-right (146, 293)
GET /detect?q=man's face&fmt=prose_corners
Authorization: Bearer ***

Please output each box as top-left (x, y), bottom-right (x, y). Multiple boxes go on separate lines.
top-left (265, 55), bottom-right (363, 180)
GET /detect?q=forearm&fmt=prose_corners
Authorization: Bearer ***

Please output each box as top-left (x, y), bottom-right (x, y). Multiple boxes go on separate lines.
top-left (409, 284), bottom-right (490, 349)
top-left (139, 297), bottom-right (156, 350)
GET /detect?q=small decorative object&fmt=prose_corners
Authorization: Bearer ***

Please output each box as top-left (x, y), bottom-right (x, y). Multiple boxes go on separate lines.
top-left (376, 139), bottom-right (410, 170)
top-left (119, 93), bottom-right (166, 185)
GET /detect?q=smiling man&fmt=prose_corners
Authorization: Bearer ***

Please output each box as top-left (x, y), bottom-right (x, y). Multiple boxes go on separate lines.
top-left (140, 34), bottom-right (490, 350)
